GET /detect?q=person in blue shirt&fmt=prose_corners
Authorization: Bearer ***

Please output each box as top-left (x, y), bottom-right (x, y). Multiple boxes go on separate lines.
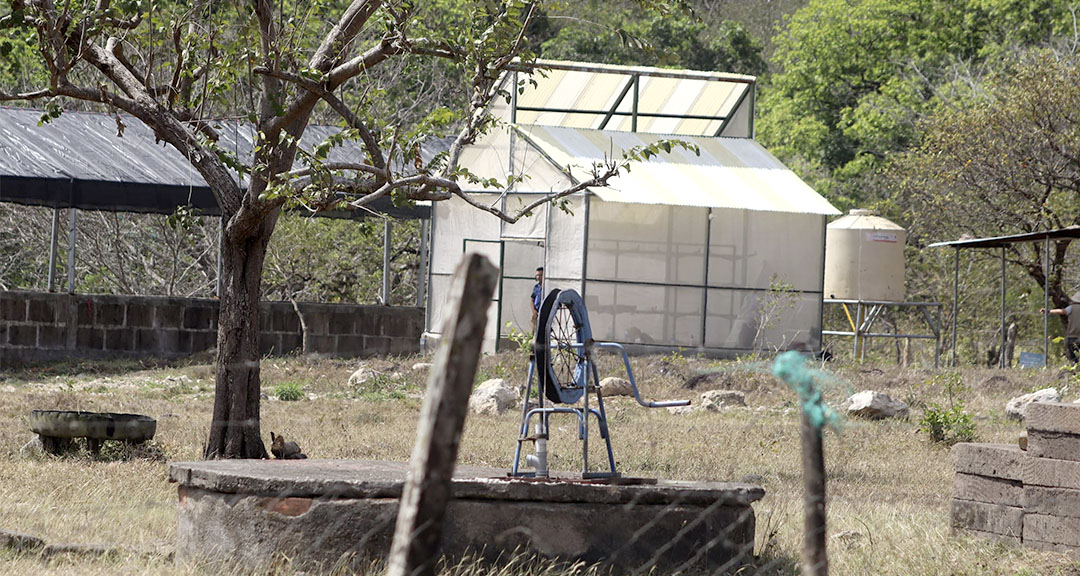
top-left (531, 267), bottom-right (544, 335)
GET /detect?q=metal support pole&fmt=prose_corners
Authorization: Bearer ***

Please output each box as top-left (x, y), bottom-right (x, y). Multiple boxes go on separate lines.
top-left (66, 208), bottom-right (77, 294)
top-left (952, 247), bottom-right (959, 367)
top-left (47, 207), bottom-right (60, 292)
top-left (383, 219), bottom-right (392, 305)
top-left (631, 75), bottom-right (639, 133)
top-left (1000, 246), bottom-right (1006, 369)
top-left (853, 303), bottom-right (863, 362)
top-left (935, 305), bottom-right (942, 369)
top-left (1045, 236), bottom-right (1050, 366)
top-left (417, 219), bottom-right (429, 307)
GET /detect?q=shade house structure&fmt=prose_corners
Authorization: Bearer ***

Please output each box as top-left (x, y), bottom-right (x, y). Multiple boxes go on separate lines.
top-left (426, 61), bottom-right (841, 355)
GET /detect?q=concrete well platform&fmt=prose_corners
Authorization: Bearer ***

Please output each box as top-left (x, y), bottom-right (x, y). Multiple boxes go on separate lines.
top-left (169, 459), bottom-right (764, 574)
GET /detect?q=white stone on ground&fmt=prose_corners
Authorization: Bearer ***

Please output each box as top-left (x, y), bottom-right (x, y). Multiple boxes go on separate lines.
top-left (599, 377), bottom-right (633, 397)
top-left (701, 390), bottom-right (747, 412)
top-left (469, 378), bottom-right (519, 416)
top-left (840, 390), bottom-right (909, 419)
top-left (1005, 388), bottom-right (1060, 421)
top-left (347, 363), bottom-right (373, 387)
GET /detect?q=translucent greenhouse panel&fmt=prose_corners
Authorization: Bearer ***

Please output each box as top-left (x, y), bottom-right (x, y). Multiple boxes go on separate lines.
top-left (708, 209), bottom-right (824, 291)
top-left (502, 240), bottom-right (545, 276)
top-left (457, 128), bottom-right (512, 183)
top-left (585, 282), bottom-right (704, 347)
top-left (546, 195), bottom-right (585, 282)
top-left (432, 196), bottom-right (501, 275)
top-left (427, 273), bottom-right (453, 334)
top-left (501, 194), bottom-right (547, 239)
top-left (717, 87), bottom-right (753, 138)
top-left (502, 277), bottom-right (538, 337)
top-left (587, 201), bottom-right (707, 285)
top-left (500, 240), bottom-right (545, 338)
top-left (704, 288), bottom-right (822, 352)
top-left (545, 278), bottom-right (583, 299)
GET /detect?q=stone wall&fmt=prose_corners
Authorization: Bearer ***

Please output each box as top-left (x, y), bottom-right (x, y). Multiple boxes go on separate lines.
top-left (0, 291), bottom-right (423, 368)
top-left (951, 401), bottom-right (1080, 555)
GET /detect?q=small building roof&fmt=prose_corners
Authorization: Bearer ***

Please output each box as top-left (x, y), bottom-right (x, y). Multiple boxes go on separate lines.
top-left (515, 125), bottom-right (841, 215)
top-left (0, 107), bottom-right (441, 219)
top-left (927, 226), bottom-right (1080, 249)
top-left (504, 60), bottom-right (755, 137)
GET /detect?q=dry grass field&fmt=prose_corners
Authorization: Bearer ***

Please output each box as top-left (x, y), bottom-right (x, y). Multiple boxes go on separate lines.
top-left (1, 350), bottom-right (1080, 575)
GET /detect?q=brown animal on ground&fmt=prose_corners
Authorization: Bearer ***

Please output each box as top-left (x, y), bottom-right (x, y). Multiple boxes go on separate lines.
top-left (270, 432), bottom-right (307, 460)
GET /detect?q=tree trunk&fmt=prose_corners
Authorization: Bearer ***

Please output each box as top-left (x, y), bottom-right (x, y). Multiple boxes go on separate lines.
top-left (204, 213), bottom-right (278, 459)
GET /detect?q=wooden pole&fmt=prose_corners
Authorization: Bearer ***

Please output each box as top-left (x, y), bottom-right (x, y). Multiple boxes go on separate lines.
top-left (387, 254), bottom-right (498, 576)
top-left (801, 412), bottom-right (828, 576)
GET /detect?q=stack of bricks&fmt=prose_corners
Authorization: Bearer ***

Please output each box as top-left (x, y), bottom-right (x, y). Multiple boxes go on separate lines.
top-left (951, 401), bottom-right (1080, 555)
top-left (951, 443), bottom-right (1025, 543)
top-left (1023, 402), bottom-right (1080, 554)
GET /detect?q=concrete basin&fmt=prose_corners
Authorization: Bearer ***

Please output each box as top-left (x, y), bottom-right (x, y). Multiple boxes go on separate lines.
top-left (169, 459), bottom-right (764, 574)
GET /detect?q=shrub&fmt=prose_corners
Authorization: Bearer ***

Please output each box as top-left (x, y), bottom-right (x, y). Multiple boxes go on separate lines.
top-left (919, 401), bottom-right (976, 445)
top-left (274, 381), bottom-right (306, 401)
top-left (918, 372), bottom-right (976, 445)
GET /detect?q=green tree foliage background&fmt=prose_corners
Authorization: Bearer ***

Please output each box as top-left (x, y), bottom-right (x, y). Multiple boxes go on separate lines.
top-left (3, 0), bottom-right (1080, 366)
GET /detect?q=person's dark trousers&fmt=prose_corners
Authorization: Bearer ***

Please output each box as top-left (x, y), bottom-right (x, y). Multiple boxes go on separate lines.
top-left (1068, 337), bottom-right (1080, 363)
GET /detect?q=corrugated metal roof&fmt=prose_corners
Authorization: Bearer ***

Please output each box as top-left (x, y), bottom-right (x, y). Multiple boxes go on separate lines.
top-left (0, 107), bottom-right (444, 219)
top-left (510, 60), bottom-right (755, 137)
top-left (927, 226), bottom-right (1080, 249)
top-left (516, 125), bottom-right (840, 215)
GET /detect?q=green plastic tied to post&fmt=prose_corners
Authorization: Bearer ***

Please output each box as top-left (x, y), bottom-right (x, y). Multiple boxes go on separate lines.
top-left (772, 350), bottom-right (842, 432)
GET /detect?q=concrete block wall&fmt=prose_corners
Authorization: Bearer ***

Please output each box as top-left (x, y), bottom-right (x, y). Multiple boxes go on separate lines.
top-left (0, 291), bottom-right (423, 367)
top-left (951, 402), bottom-right (1080, 555)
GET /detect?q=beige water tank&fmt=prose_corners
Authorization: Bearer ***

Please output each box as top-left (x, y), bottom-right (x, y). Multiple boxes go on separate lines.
top-left (824, 209), bottom-right (906, 301)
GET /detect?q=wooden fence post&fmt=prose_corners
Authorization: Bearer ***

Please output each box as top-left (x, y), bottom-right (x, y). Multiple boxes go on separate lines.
top-left (387, 254), bottom-right (498, 576)
top-left (801, 412), bottom-right (828, 576)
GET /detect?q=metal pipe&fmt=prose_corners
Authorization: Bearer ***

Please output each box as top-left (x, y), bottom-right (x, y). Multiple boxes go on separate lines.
top-left (936, 306), bottom-right (942, 369)
top-left (425, 208), bottom-right (437, 335)
top-left (383, 219), bottom-right (392, 305)
top-left (66, 207), bottom-right (77, 294)
top-left (631, 75), bottom-right (639, 133)
top-left (701, 208), bottom-right (712, 347)
top-left (952, 247), bottom-right (959, 367)
top-left (505, 60), bottom-right (757, 84)
top-left (47, 207), bottom-right (60, 292)
top-left (511, 71), bottom-right (518, 124)
top-left (417, 219), bottom-right (428, 308)
top-left (1000, 246), bottom-right (1006, 369)
top-left (1045, 235), bottom-right (1050, 366)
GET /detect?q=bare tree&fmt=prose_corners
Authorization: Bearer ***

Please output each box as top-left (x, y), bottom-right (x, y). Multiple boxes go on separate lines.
top-left (1, 0), bottom-right (681, 458)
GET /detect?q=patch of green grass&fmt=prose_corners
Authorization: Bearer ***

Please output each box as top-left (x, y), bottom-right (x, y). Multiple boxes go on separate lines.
top-left (273, 380), bottom-right (306, 401)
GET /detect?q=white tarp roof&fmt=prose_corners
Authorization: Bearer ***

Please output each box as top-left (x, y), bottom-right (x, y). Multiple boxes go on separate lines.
top-left (515, 125), bottom-right (841, 215)
top-left (508, 60), bottom-right (755, 137)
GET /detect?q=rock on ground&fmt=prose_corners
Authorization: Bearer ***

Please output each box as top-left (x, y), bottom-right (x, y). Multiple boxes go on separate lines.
top-left (411, 362), bottom-right (432, 372)
top-left (347, 364), bottom-right (373, 387)
top-left (1005, 388), bottom-right (1060, 421)
top-left (600, 377), bottom-right (633, 397)
top-left (701, 390), bottom-right (747, 412)
top-left (841, 390), bottom-right (909, 420)
top-left (469, 378), bottom-right (519, 416)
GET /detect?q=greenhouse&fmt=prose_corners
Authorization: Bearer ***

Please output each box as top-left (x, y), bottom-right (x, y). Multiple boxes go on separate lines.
top-left (426, 61), bottom-right (840, 355)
